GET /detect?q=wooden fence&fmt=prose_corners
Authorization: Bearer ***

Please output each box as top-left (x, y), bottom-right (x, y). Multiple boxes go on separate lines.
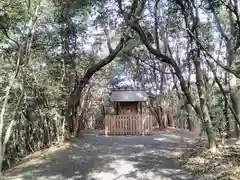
top-left (104, 114), bottom-right (153, 135)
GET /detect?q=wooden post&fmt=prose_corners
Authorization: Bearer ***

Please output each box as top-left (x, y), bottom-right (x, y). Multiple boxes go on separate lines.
top-left (116, 102), bottom-right (119, 115)
top-left (105, 115), bottom-right (108, 136)
top-left (140, 102), bottom-right (143, 115)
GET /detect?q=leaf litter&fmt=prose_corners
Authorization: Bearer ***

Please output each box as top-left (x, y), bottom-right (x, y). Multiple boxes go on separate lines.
top-left (173, 139), bottom-right (240, 180)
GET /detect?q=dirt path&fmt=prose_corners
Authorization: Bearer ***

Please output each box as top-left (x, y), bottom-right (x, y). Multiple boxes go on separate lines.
top-left (2, 130), bottom-right (199, 180)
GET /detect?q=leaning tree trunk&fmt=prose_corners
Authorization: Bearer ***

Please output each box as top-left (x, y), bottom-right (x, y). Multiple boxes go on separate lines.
top-left (130, 22), bottom-right (213, 144)
top-left (171, 68), bottom-right (193, 130)
top-left (65, 37), bottom-right (128, 137)
top-left (122, 0), bottom-right (215, 149)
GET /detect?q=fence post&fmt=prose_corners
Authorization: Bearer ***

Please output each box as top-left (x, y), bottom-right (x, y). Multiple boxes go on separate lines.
top-left (105, 115), bottom-right (108, 136)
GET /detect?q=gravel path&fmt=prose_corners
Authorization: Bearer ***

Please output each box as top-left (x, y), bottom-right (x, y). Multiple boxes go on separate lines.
top-left (3, 131), bottom-right (199, 180)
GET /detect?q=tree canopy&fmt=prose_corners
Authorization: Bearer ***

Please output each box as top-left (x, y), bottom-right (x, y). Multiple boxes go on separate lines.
top-left (0, 0), bottom-right (240, 176)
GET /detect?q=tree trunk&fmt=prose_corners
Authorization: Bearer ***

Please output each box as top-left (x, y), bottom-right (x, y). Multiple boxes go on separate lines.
top-left (75, 85), bottom-right (91, 137)
top-left (224, 73), bottom-right (231, 138)
top-left (167, 111), bottom-right (174, 127)
top-left (155, 107), bottom-right (163, 128)
top-left (185, 102), bottom-right (193, 131)
top-left (171, 68), bottom-right (193, 131)
top-left (224, 103), bottom-right (231, 138)
top-left (194, 56), bottom-right (217, 151)
top-left (208, 0), bottom-right (240, 139)
top-left (65, 37), bottom-right (127, 135)
top-left (230, 89), bottom-right (240, 140)
top-left (159, 106), bottom-right (167, 128)
top-left (234, 121), bottom-right (239, 140)
top-left (125, 5), bottom-right (215, 149)
top-left (204, 119), bottom-right (217, 149)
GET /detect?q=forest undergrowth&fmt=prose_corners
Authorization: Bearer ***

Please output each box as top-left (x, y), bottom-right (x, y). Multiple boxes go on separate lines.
top-left (175, 137), bottom-right (240, 180)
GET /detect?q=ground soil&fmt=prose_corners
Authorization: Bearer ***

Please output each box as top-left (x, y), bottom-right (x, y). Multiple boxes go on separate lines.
top-left (2, 128), bottom-right (199, 180)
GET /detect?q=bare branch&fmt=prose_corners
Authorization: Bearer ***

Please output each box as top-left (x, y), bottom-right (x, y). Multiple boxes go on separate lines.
top-left (154, 0), bottom-right (160, 51)
top-left (204, 54), bottom-right (240, 126)
top-left (103, 27), bottom-right (113, 53)
top-left (180, 26), bottom-right (240, 79)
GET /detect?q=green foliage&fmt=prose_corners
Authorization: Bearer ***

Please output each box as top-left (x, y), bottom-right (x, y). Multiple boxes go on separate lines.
top-left (0, 0), bottom-right (117, 171)
top-left (0, 1), bottom-right (26, 25)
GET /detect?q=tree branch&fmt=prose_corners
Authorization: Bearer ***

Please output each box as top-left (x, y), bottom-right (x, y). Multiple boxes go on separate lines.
top-left (118, 0), bottom-right (203, 119)
top-left (66, 35), bottom-right (131, 133)
top-left (154, 0), bottom-right (160, 51)
top-left (180, 26), bottom-right (240, 78)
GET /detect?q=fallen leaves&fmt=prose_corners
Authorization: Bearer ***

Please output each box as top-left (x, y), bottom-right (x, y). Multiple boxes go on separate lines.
top-left (175, 140), bottom-right (240, 180)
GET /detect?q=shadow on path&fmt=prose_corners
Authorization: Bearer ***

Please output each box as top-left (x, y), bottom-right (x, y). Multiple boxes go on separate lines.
top-left (3, 131), bottom-right (199, 180)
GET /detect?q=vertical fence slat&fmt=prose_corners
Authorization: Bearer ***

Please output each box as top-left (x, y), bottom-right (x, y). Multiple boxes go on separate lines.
top-left (121, 116), bottom-right (122, 135)
top-left (147, 115), bottom-right (150, 135)
top-left (105, 115), bottom-right (108, 136)
top-left (124, 116), bottom-right (126, 135)
top-left (137, 116), bottom-right (139, 135)
top-left (132, 116), bottom-right (135, 135)
top-left (145, 115), bottom-right (147, 134)
top-left (135, 117), bottom-right (138, 135)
